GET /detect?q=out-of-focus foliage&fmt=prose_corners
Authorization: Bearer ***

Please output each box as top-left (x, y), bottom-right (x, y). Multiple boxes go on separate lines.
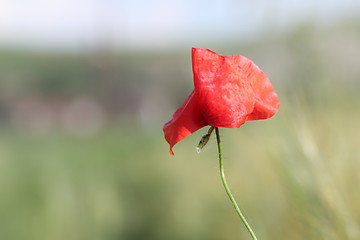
top-left (0, 21), bottom-right (359, 240)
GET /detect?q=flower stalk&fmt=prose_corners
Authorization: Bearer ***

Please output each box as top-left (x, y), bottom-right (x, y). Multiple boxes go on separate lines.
top-left (214, 127), bottom-right (258, 240)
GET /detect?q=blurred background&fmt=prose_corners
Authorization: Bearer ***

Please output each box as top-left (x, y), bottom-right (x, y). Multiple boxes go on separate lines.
top-left (1, 0), bottom-right (360, 239)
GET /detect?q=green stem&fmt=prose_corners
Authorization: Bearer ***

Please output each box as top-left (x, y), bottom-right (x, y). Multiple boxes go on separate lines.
top-left (214, 127), bottom-right (258, 240)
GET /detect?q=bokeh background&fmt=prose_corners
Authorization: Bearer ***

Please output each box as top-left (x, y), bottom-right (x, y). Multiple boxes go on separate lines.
top-left (1, 0), bottom-right (360, 239)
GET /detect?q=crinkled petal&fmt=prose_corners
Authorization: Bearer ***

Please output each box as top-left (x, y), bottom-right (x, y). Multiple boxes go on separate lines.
top-left (247, 65), bottom-right (280, 120)
top-left (192, 48), bottom-right (256, 128)
top-left (163, 90), bottom-right (207, 155)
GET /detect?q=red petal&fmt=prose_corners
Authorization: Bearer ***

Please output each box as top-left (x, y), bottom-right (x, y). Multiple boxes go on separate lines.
top-left (247, 66), bottom-right (280, 120)
top-left (163, 90), bottom-right (207, 155)
top-left (163, 48), bottom-right (280, 155)
top-left (192, 48), bottom-right (256, 128)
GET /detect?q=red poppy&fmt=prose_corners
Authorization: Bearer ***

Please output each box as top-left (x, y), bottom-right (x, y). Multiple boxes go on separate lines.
top-left (163, 48), bottom-right (280, 155)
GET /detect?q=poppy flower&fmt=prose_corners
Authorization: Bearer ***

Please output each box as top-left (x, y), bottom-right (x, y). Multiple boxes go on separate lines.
top-left (163, 48), bottom-right (279, 155)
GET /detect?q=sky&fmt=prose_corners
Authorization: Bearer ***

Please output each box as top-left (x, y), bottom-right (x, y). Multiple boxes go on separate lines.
top-left (0, 0), bottom-right (359, 51)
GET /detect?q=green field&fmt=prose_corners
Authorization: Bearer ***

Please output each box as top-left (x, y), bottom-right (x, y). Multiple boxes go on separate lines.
top-left (0, 23), bottom-right (360, 239)
top-left (0, 88), bottom-right (359, 240)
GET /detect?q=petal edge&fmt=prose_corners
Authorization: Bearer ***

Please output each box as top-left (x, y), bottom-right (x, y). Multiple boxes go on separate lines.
top-left (163, 91), bottom-right (207, 155)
